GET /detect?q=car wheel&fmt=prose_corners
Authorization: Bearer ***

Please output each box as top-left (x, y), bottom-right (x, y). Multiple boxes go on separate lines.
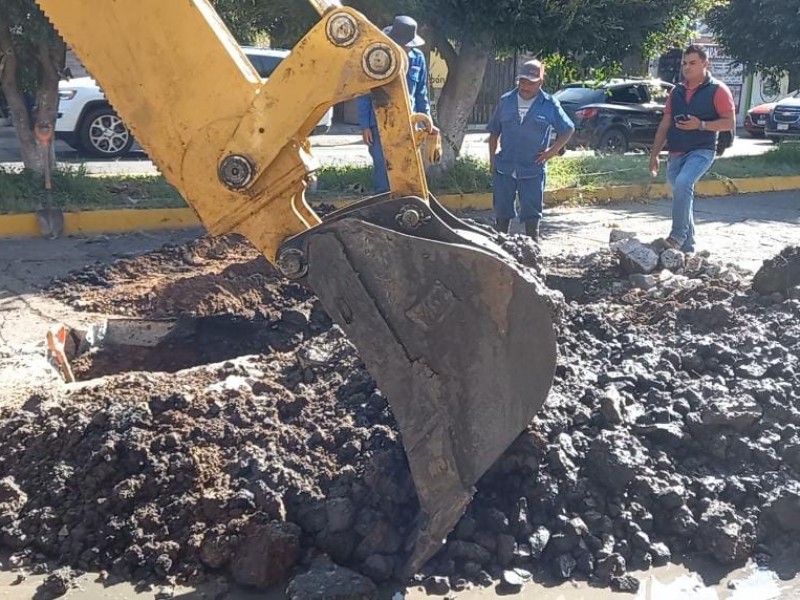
top-left (311, 124), bottom-right (330, 136)
top-left (78, 107), bottom-right (134, 158)
top-left (597, 128), bottom-right (629, 154)
top-left (768, 136), bottom-right (781, 144)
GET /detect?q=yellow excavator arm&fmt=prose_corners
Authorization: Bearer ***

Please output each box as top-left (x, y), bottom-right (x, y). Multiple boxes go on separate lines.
top-left (36, 0), bottom-right (432, 263)
top-left (35, 0), bottom-right (559, 577)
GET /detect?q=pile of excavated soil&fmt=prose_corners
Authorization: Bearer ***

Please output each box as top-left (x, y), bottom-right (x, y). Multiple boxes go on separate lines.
top-left (2, 234), bottom-right (799, 596)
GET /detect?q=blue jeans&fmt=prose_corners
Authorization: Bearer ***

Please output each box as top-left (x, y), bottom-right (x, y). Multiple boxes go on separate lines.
top-left (367, 126), bottom-right (390, 194)
top-left (666, 149), bottom-right (715, 253)
top-left (492, 170), bottom-right (546, 222)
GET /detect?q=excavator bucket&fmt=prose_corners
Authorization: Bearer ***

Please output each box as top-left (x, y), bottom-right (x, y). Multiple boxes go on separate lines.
top-left (279, 195), bottom-right (560, 573)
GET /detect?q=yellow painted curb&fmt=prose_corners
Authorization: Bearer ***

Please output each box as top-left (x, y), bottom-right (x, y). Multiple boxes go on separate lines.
top-left (0, 213), bottom-right (41, 238)
top-left (1, 176), bottom-right (798, 238)
top-left (63, 208), bottom-right (200, 235)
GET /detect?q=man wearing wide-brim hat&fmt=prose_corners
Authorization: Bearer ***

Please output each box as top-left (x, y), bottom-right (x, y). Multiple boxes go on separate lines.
top-left (358, 16), bottom-right (438, 194)
top-left (487, 60), bottom-right (574, 241)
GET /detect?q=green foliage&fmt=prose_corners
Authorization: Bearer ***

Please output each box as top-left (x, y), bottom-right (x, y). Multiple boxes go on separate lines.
top-left (0, 168), bottom-right (184, 213)
top-left (0, 0), bottom-right (62, 94)
top-left (212, 0), bottom-right (318, 47)
top-left (427, 156), bottom-right (492, 194)
top-left (314, 164), bottom-right (373, 196)
top-left (542, 54), bottom-right (623, 93)
top-left (708, 0), bottom-right (800, 78)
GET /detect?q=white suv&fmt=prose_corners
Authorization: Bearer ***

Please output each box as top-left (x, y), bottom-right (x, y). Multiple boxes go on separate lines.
top-left (56, 47), bottom-right (334, 158)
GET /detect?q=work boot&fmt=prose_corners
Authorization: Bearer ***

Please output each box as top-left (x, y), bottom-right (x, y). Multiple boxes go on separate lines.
top-left (525, 219), bottom-right (540, 241)
top-left (495, 218), bottom-right (511, 234)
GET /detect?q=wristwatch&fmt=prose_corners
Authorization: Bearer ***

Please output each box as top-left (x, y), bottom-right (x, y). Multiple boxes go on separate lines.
top-left (699, 121), bottom-right (707, 131)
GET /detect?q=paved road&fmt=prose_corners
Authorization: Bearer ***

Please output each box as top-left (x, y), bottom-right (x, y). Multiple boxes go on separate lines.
top-left (0, 124), bottom-right (778, 176)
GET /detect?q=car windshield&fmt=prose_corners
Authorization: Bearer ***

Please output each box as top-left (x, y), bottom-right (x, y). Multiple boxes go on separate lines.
top-left (245, 53), bottom-right (284, 78)
top-left (648, 85), bottom-right (671, 104)
top-left (554, 87), bottom-right (605, 104)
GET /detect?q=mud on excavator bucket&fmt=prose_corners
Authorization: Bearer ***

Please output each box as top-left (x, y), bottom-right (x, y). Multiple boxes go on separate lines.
top-left (279, 195), bottom-right (560, 573)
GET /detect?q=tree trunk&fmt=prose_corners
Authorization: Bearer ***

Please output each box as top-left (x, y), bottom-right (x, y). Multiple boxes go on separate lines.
top-left (433, 37), bottom-right (492, 171)
top-left (0, 18), bottom-right (63, 173)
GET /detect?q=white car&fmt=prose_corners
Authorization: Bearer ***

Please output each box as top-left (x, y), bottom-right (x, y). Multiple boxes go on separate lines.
top-left (56, 47), bottom-right (334, 158)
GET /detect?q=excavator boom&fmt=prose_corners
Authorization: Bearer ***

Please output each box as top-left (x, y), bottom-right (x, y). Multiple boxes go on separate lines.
top-left (35, 0), bottom-right (559, 576)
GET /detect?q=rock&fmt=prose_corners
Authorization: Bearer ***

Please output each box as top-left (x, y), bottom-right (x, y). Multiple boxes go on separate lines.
top-left (496, 533), bottom-right (516, 567)
top-left (614, 239), bottom-right (659, 275)
top-left (697, 502), bottom-right (755, 565)
top-left (0, 478), bottom-right (27, 517)
top-left (600, 385), bottom-right (626, 424)
top-left (762, 483), bottom-right (800, 532)
top-left (528, 526), bottom-right (551, 559)
top-left (611, 575), bottom-right (641, 593)
top-left (325, 498), bottom-right (355, 533)
top-left (609, 230), bottom-right (637, 244)
top-left (286, 561), bottom-right (378, 600)
top-left (586, 430), bottom-right (650, 493)
top-left (629, 273), bottom-right (657, 290)
top-left (633, 423), bottom-right (687, 447)
top-left (36, 567), bottom-right (74, 599)
top-left (689, 398), bottom-right (762, 432)
top-left (500, 569), bottom-right (527, 591)
top-left (447, 540), bottom-right (492, 565)
top-left (362, 554), bottom-right (394, 583)
top-left (650, 542), bottom-right (671, 565)
top-left (354, 520), bottom-right (402, 560)
top-left (753, 246), bottom-right (800, 294)
top-left (230, 521), bottom-right (301, 589)
top-left (555, 553), bottom-right (577, 579)
top-left (423, 575), bottom-right (451, 595)
top-left (660, 249), bottom-right (686, 271)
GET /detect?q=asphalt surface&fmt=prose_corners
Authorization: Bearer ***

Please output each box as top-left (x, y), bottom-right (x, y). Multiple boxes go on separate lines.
top-left (0, 123), bottom-right (779, 176)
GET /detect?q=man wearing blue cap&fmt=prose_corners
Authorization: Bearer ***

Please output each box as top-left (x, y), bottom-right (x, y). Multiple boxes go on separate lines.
top-left (487, 60), bottom-right (574, 241)
top-left (358, 16), bottom-right (438, 194)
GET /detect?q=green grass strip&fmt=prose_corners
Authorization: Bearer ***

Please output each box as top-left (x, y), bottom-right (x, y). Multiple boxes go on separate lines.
top-left (2, 143), bottom-right (799, 214)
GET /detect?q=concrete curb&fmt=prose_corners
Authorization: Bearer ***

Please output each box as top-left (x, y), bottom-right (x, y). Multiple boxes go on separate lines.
top-left (1, 176), bottom-right (799, 238)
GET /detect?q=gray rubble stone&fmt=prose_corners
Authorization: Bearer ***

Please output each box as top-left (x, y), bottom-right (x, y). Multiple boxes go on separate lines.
top-left (613, 239), bottom-right (659, 274)
top-left (629, 273), bottom-right (657, 290)
top-left (286, 560), bottom-right (378, 600)
top-left (609, 230), bottom-right (637, 244)
top-left (660, 248), bottom-right (686, 271)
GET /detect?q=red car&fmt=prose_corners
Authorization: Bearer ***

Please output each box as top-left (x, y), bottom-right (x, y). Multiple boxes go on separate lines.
top-left (745, 91), bottom-right (800, 139)
top-left (744, 101), bottom-right (776, 138)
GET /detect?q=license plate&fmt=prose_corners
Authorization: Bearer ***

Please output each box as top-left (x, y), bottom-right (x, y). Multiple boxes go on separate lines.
top-left (778, 123), bottom-right (790, 130)
top-left (757, 118), bottom-right (766, 125)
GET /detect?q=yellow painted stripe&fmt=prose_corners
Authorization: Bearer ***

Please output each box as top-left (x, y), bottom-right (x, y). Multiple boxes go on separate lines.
top-left (1, 175), bottom-right (798, 238)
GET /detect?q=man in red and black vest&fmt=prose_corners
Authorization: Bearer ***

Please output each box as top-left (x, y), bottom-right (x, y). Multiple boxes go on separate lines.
top-left (650, 45), bottom-right (736, 253)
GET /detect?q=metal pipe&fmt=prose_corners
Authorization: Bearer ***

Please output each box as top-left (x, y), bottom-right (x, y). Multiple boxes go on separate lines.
top-left (307, 0), bottom-right (342, 16)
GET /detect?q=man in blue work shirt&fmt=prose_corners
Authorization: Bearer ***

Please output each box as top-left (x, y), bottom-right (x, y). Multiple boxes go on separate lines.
top-left (487, 60), bottom-right (574, 240)
top-left (358, 16), bottom-right (438, 194)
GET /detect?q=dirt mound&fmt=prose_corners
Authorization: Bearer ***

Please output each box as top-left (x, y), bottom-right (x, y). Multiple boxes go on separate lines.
top-left (49, 235), bottom-right (309, 320)
top-left (4, 238), bottom-right (800, 594)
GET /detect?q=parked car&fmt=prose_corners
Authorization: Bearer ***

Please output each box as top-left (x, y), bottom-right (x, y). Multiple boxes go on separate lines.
top-left (555, 79), bottom-right (674, 153)
top-left (56, 46), bottom-right (334, 158)
top-left (744, 101), bottom-right (776, 138)
top-left (765, 91), bottom-right (800, 143)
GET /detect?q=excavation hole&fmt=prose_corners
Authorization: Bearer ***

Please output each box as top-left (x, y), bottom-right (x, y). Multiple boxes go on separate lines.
top-left (67, 314), bottom-right (309, 381)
